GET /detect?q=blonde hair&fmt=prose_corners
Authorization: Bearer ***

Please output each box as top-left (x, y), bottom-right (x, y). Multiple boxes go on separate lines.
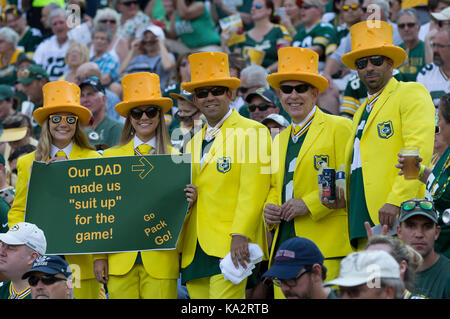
top-left (65, 42), bottom-right (90, 66)
top-left (35, 118), bottom-right (95, 161)
top-left (118, 108), bottom-right (171, 154)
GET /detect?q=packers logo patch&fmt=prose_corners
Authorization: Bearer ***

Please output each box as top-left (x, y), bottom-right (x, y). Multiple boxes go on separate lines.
top-left (314, 155), bottom-right (329, 170)
top-left (377, 121), bottom-right (394, 139)
top-left (217, 157), bottom-right (232, 173)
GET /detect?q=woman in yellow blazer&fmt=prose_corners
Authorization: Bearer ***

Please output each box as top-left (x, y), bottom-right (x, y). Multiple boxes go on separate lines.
top-left (7, 81), bottom-right (102, 299)
top-left (93, 72), bottom-right (196, 299)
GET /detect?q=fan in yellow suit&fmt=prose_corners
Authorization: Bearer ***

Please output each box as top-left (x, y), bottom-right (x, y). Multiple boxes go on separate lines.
top-left (263, 47), bottom-right (354, 299)
top-left (93, 72), bottom-right (197, 299)
top-left (179, 51), bottom-right (272, 299)
top-left (8, 80), bottom-right (102, 299)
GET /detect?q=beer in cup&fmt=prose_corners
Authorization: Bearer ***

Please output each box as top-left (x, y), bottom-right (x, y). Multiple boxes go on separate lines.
top-left (400, 147), bottom-right (420, 180)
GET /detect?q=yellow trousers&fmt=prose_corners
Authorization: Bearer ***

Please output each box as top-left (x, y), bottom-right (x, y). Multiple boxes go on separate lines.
top-left (73, 278), bottom-right (102, 299)
top-left (274, 258), bottom-right (341, 299)
top-left (186, 274), bottom-right (247, 299)
top-left (107, 264), bottom-right (177, 299)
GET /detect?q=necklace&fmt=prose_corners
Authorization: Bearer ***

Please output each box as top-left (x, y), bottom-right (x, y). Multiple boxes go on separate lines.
top-left (431, 151), bottom-right (450, 200)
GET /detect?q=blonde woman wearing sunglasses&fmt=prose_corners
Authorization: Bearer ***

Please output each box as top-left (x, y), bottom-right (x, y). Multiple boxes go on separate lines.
top-left (7, 81), bottom-right (103, 299)
top-left (93, 72), bottom-right (197, 299)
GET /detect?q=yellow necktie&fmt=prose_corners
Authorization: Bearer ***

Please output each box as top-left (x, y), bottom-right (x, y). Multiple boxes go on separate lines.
top-left (136, 144), bottom-right (152, 155)
top-left (55, 150), bottom-right (67, 159)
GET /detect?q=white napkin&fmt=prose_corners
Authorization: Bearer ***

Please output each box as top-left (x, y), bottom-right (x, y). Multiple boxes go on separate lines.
top-left (219, 243), bottom-right (264, 284)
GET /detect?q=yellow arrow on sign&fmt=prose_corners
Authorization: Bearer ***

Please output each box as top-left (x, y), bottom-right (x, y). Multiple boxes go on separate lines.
top-left (131, 157), bottom-right (154, 179)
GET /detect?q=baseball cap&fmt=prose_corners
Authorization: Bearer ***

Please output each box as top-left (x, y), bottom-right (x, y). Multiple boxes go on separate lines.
top-left (261, 114), bottom-right (290, 128)
top-left (17, 65), bottom-right (49, 85)
top-left (263, 237), bottom-right (324, 280)
top-left (79, 76), bottom-right (106, 95)
top-left (0, 85), bottom-right (14, 100)
top-left (245, 87), bottom-right (277, 105)
top-left (142, 24), bottom-right (165, 39)
top-left (169, 89), bottom-right (195, 105)
top-left (22, 255), bottom-right (72, 279)
top-left (399, 198), bottom-right (438, 224)
top-left (431, 7), bottom-right (450, 21)
top-left (0, 222), bottom-right (46, 255)
top-left (324, 250), bottom-right (400, 287)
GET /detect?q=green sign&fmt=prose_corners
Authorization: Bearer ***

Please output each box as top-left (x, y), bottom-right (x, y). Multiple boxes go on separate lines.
top-left (25, 154), bottom-right (191, 255)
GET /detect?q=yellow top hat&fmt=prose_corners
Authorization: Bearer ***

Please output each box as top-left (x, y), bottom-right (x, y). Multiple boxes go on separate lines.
top-left (115, 72), bottom-right (172, 117)
top-left (267, 47), bottom-right (328, 93)
top-left (181, 51), bottom-right (241, 93)
top-left (341, 21), bottom-right (406, 70)
top-left (33, 81), bottom-right (91, 126)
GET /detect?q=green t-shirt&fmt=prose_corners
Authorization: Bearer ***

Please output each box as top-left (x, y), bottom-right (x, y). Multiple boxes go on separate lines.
top-left (292, 21), bottom-right (338, 63)
top-left (18, 27), bottom-right (43, 54)
top-left (414, 254), bottom-right (450, 299)
top-left (426, 146), bottom-right (450, 259)
top-left (85, 116), bottom-right (123, 150)
top-left (0, 281), bottom-right (31, 299)
top-left (399, 41), bottom-right (426, 82)
top-left (174, 9), bottom-right (221, 49)
top-left (0, 196), bottom-right (10, 233)
top-left (230, 25), bottom-right (292, 68)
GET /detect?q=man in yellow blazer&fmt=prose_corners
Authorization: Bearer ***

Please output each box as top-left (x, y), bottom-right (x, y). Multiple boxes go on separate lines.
top-left (341, 21), bottom-right (435, 249)
top-left (263, 47), bottom-right (354, 299)
top-left (179, 51), bottom-right (272, 299)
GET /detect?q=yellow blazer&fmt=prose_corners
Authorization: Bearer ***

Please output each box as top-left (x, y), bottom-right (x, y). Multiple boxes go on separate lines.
top-left (266, 108), bottom-right (354, 260)
top-left (99, 138), bottom-right (180, 279)
top-left (180, 110), bottom-right (272, 269)
top-left (8, 143), bottom-right (101, 280)
top-left (344, 77), bottom-right (435, 224)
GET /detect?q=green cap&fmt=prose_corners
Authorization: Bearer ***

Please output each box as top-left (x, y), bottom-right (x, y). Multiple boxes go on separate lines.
top-left (17, 65), bottom-right (49, 84)
top-left (399, 199), bottom-right (438, 224)
top-left (0, 85), bottom-right (14, 100)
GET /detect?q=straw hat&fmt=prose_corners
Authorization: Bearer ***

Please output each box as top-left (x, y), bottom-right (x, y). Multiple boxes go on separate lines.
top-left (181, 51), bottom-right (241, 93)
top-left (266, 47), bottom-right (328, 93)
top-left (115, 72), bottom-right (172, 117)
top-left (33, 81), bottom-right (91, 126)
top-left (341, 21), bottom-right (406, 70)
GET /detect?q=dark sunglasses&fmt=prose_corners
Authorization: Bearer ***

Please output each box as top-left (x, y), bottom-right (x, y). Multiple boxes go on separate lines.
top-left (121, 0), bottom-right (138, 6)
top-left (248, 104), bottom-right (275, 112)
top-left (175, 109), bottom-right (199, 121)
top-left (301, 4), bottom-right (315, 9)
top-left (253, 4), bottom-right (263, 9)
top-left (100, 19), bottom-right (116, 24)
top-left (342, 4), bottom-right (359, 11)
top-left (280, 84), bottom-right (311, 94)
top-left (129, 107), bottom-right (160, 120)
top-left (355, 55), bottom-right (385, 70)
top-left (179, 61), bottom-right (187, 67)
top-left (49, 115), bottom-right (78, 125)
top-left (436, 125), bottom-right (440, 134)
top-left (401, 199), bottom-right (434, 211)
top-left (28, 275), bottom-right (66, 287)
top-left (195, 86), bottom-right (228, 99)
top-left (273, 269), bottom-right (310, 287)
top-left (438, 20), bottom-right (450, 28)
top-left (398, 22), bottom-right (416, 29)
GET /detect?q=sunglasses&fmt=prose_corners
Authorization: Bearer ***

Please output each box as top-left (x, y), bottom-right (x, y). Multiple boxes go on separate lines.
top-left (49, 115), bottom-right (78, 125)
top-left (253, 4), bottom-right (263, 9)
top-left (129, 107), bottom-right (160, 120)
top-left (342, 4), bottom-right (359, 11)
top-left (248, 104), bottom-right (275, 112)
top-left (398, 22), bottom-right (416, 29)
top-left (301, 4), bottom-right (315, 9)
top-left (436, 125), bottom-right (440, 134)
top-left (279, 84), bottom-right (311, 94)
top-left (28, 275), bottom-right (67, 287)
top-left (99, 19), bottom-right (116, 24)
top-left (355, 55), bottom-right (385, 70)
top-left (121, 0), bottom-right (138, 6)
top-left (175, 109), bottom-right (199, 121)
top-left (401, 199), bottom-right (434, 212)
top-left (438, 20), bottom-right (450, 28)
top-left (195, 86), bottom-right (228, 99)
top-left (273, 269), bottom-right (310, 287)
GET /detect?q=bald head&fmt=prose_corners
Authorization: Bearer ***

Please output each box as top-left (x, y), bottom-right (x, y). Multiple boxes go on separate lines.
top-left (75, 62), bottom-right (101, 84)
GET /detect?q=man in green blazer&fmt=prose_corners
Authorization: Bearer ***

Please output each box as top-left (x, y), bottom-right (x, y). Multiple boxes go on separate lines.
top-left (341, 21), bottom-right (435, 249)
top-left (263, 47), bottom-right (354, 299)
